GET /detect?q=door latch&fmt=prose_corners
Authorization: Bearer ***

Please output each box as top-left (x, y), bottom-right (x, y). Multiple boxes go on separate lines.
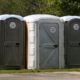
top-left (53, 45), bottom-right (58, 48)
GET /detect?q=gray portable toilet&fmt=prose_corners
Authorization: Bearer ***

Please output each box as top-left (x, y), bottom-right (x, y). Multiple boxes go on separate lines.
top-left (61, 16), bottom-right (80, 68)
top-left (24, 14), bottom-right (64, 69)
top-left (0, 14), bottom-right (25, 69)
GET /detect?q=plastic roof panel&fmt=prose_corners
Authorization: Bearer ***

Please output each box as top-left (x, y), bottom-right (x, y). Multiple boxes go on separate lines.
top-left (0, 14), bottom-right (23, 21)
top-left (60, 16), bottom-right (80, 22)
top-left (24, 14), bottom-right (60, 22)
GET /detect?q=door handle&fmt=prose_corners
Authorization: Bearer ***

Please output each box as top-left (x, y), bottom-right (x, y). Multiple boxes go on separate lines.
top-left (53, 45), bottom-right (58, 48)
top-left (16, 43), bottom-right (20, 46)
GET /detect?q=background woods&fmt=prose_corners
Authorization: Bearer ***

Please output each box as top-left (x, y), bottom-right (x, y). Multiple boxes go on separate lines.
top-left (0, 0), bottom-right (80, 16)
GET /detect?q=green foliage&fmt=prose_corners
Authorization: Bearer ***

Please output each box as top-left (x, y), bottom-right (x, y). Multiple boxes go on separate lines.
top-left (0, 0), bottom-right (26, 15)
top-left (0, 0), bottom-right (79, 16)
top-left (1, 68), bottom-right (80, 73)
top-left (60, 0), bottom-right (80, 16)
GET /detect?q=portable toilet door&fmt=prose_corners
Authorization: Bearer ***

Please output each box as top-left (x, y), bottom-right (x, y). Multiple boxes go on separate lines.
top-left (38, 20), bottom-right (60, 69)
top-left (0, 14), bottom-right (25, 69)
top-left (61, 16), bottom-right (80, 68)
top-left (24, 14), bottom-right (64, 69)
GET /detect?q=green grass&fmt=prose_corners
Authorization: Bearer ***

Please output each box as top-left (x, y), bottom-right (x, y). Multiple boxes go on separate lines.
top-left (0, 68), bottom-right (80, 73)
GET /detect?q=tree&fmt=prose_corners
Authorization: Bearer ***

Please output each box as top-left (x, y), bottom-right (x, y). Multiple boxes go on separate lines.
top-left (0, 0), bottom-right (80, 16)
top-left (59, 0), bottom-right (80, 16)
top-left (0, 0), bottom-right (27, 15)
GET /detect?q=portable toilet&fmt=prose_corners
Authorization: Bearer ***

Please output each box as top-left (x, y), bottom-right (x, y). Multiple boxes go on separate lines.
top-left (24, 14), bottom-right (64, 69)
top-left (61, 16), bottom-right (80, 68)
top-left (0, 14), bottom-right (26, 69)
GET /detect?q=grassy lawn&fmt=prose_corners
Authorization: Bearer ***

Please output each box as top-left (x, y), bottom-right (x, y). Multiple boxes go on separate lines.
top-left (0, 68), bottom-right (80, 73)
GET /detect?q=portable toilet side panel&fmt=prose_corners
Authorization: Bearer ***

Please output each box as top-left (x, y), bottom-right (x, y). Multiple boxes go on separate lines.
top-left (0, 15), bottom-right (25, 69)
top-left (26, 22), bottom-right (36, 69)
top-left (0, 21), bottom-right (4, 68)
top-left (61, 16), bottom-right (80, 68)
top-left (24, 15), bottom-right (64, 69)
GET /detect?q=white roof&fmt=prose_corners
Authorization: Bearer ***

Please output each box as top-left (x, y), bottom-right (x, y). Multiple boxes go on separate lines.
top-left (23, 14), bottom-right (60, 22)
top-left (60, 16), bottom-right (80, 22)
top-left (0, 14), bottom-right (23, 21)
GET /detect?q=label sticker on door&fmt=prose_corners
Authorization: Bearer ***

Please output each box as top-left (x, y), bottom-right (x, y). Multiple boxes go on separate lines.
top-left (73, 24), bottom-right (79, 30)
top-left (50, 27), bottom-right (56, 33)
top-left (9, 22), bottom-right (16, 29)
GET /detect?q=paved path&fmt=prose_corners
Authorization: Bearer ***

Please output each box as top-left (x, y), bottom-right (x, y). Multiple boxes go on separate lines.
top-left (0, 72), bottom-right (80, 80)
